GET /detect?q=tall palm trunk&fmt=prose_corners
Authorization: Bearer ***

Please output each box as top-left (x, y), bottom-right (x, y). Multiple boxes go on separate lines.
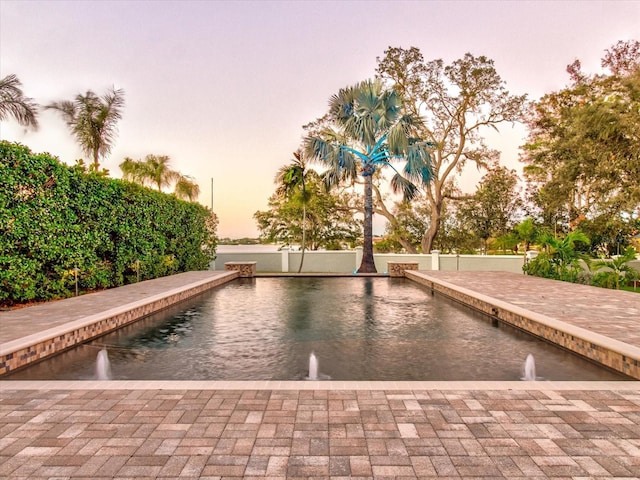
top-left (298, 176), bottom-right (307, 273)
top-left (298, 203), bottom-right (306, 273)
top-left (358, 174), bottom-right (376, 273)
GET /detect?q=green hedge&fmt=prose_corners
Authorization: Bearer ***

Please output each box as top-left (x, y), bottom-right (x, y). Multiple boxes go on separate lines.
top-left (0, 141), bottom-right (217, 305)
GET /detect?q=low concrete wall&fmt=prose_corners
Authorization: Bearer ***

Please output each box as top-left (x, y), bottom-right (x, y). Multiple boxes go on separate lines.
top-left (213, 249), bottom-right (527, 274)
top-left (288, 250), bottom-right (358, 273)
top-left (214, 252), bottom-right (281, 272)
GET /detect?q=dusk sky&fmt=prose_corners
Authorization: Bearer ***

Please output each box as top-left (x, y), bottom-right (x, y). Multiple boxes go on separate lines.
top-left (1, 0), bottom-right (638, 238)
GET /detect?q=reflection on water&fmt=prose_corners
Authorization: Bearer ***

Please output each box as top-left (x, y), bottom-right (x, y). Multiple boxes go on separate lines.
top-left (6, 277), bottom-right (630, 381)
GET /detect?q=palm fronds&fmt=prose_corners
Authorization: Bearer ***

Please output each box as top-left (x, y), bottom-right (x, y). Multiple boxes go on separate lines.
top-left (0, 74), bottom-right (39, 129)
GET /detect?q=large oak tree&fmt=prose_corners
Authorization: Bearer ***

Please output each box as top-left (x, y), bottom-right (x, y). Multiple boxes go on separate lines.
top-left (376, 47), bottom-right (526, 252)
top-left (521, 40), bottom-right (640, 236)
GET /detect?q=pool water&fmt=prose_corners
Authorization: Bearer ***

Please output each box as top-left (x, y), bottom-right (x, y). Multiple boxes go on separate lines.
top-left (6, 277), bottom-right (629, 381)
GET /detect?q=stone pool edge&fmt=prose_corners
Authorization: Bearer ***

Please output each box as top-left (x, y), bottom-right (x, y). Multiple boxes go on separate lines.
top-left (405, 270), bottom-right (640, 380)
top-left (1, 379), bottom-right (639, 391)
top-left (0, 271), bottom-right (239, 376)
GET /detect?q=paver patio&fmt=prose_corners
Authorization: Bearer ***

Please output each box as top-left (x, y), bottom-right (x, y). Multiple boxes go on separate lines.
top-left (1, 271), bottom-right (639, 478)
top-left (1, 385), bottom-right (639, 478)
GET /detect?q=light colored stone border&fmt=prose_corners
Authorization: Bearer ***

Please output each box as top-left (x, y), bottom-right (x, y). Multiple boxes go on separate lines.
top-left (0, 271), bottom-right (239, 375)
top-left (406, 271), bottom-right (640, 379)
top-left (1, 379), bottom-right (638, 390)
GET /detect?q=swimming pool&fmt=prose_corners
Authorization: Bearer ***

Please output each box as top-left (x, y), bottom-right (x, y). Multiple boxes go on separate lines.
top-left (5, 277), bottom-right (629, 381)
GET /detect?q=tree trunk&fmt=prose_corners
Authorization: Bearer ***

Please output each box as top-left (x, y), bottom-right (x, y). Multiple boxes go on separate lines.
top-left (358, 174), bottom-right (377, 273)
top-left (421, 200), bottom-right (442, 253)
top-left (92, 149), bottom-right (100, 171)
top-left (398, 237), bottom-right (418, 254)
top-left (298, 203), bottom-right (306, 273)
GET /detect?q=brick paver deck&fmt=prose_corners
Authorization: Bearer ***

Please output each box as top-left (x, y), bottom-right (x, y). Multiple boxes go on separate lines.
top-left (1, 271), bottom-right (639, 478)
top-left (1, 385), bottom-right (639, 478)
top-left (0, 271), bottom-right (230, 345)
top-left (420, 271), bottom-right (640, 348)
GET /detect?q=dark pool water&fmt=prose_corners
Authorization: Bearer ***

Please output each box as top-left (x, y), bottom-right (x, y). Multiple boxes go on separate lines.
top-left (6, 277), bottom-right (629, 381)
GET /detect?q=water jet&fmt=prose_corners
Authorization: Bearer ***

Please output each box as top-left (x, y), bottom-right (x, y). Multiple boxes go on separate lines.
top-left (95, 349), bottom-right (111, 380)
top-left (308, 352), bottom-right (318, 380)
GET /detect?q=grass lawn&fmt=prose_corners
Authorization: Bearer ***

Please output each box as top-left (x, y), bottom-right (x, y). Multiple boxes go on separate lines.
top-left (621, 285), bottom-right (640, 294)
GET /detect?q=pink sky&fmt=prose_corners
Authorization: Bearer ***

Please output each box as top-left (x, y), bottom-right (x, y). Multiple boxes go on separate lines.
top-left (1, 0), bottom-right (638, 238)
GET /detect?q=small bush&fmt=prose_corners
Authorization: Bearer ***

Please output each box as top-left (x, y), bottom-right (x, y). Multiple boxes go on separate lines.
top-left (575, 271), bottom-right (593, 285)
top-left (592, 271), bottom-right (616, 289)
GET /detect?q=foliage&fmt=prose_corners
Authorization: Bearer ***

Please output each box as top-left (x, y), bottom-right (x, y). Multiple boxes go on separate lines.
top-left (592, 247), bottom-right (639, 290)
top-left (491, 233), bottom-right (520, 254)
top-left (120, 154), bottom-right (200, 201)
top-left (0, 141), bottom-right (216, 306)
top-left (274, 150), bottom-right (311, 272)
top-left (218, 237), bottom-right (261, 245)
top-left (379, 195), bottom-right (429, 252)
top-left (174, 175), bottom-right (200, 202)
top-left (46, 87), bottom-right (125, 169)
top-left (513, 218), bottom-right (541, 252)
top-left (521, 40), bottom-right (640, 234)
top-left (577, 215), bottom-right (637, 257)
top-left (71, 158), bottom-right (110, 176)
top-left (254, 172), bottom-right (361, 250)
top-left (305, 78), bottom-right (433, 272)
top-left (456, 166), bottom-right (522, 253)
top-left (434, 202), bottom-right (480, 254)
top-left (376, 47), bottom-right (527, 252)
top-left (523, 231), bottom-right (590, 282)
top-left (372, 236), bottom-right (404, 253)
top-left (377, 187), bottom-right (480, 254)
top-left (0, 74), bottom-right (39, 129)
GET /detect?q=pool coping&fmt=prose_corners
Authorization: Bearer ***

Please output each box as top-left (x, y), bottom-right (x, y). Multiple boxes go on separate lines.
top-left (2, 380), bottom-right (639, 390)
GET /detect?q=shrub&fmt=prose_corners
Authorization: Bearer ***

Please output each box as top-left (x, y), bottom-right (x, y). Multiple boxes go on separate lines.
top-left (0, 141), bottom-right (217, 306)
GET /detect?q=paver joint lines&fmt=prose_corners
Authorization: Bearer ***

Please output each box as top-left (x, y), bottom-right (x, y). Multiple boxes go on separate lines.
top-left (1, 388), bottom-right (639, 479)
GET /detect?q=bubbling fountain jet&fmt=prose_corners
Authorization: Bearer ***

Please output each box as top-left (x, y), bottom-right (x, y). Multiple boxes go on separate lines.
top-left (308, 352), bottom-right (318, 381)
top-left (522, 353), bottom-right (536, 381)
top-left (96, 349), bottom-right (112, 380)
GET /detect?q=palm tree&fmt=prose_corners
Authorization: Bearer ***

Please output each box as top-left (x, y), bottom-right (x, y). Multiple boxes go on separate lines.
top-left (174, 175), bottom-right (200, 201)
top-left (276, 150), bottom-right (310, 273)
top-left (514, 218), bottom-right (540, 253)
top-left (305, 79), bottom-right (433, 273)
top-left (592, 247), bottom-right (638, 289)
top-left (0, 74), bottom-right (39, 129)
top-left (539, 230), bottom-right (591, 280)
top-left (46, 87), bottom-right (124, 169)
top-left (120, 155), bottom-right (180, 191)
top-left (120, 154), bottom-right (199, 201)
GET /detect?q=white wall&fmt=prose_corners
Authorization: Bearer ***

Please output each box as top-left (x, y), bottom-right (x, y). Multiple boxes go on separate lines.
top-left (213, 250), bottom-right (528, 274)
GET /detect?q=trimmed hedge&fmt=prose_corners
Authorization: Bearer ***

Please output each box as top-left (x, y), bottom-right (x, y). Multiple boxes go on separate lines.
top-left (0, 141), bottom-right (217, 305)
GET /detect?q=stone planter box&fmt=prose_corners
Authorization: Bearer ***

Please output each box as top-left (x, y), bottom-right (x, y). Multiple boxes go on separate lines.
top-left (225, 261), bottom-right (257, 278)
top-left (387, 261), bottom-right (419, 277)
